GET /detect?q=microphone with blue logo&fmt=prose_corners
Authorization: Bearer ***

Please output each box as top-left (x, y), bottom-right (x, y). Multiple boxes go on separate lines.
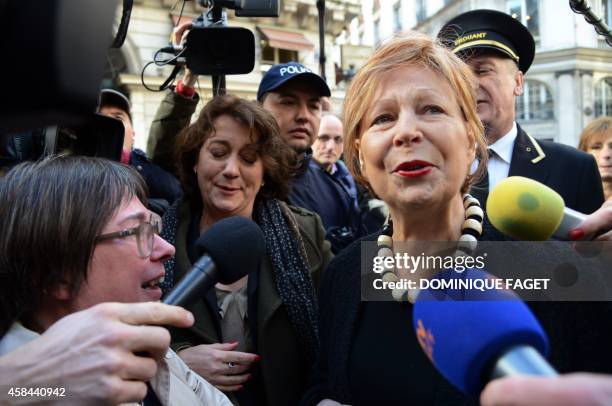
top-left (412, 268), bottom-right (557, 396)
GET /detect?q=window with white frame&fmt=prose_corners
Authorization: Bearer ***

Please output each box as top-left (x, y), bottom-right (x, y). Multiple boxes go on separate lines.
top-left (516, 80), bottom-right (554, 121)
top-left (507, 0), bottom-right (540, 43)
top-left (595, 77), bottom-right (612, 117)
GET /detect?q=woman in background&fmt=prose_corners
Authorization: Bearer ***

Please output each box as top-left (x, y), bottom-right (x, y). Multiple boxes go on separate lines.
top-left (162, 95), bottom-right (332, 406)
top-left (579, 116), bottom-right (612, 200)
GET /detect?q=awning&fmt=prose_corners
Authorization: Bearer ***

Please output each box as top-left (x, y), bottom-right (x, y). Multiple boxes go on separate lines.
top-left (257, 26), bottom-right (314, 52)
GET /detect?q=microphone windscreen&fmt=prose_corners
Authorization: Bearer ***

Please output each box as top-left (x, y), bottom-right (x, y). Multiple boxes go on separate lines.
top-left (487, 176), bottom-right (564, 240)
top-left (194, 216), bottom-right (266, 284)
top-left (413, 268), bottom-right (549, 395)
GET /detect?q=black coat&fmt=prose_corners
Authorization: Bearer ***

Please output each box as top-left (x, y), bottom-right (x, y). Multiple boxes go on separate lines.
top-left (130, 149), bottom-right (181, 213)
top-left (302, 224), bottom-right (612, 406)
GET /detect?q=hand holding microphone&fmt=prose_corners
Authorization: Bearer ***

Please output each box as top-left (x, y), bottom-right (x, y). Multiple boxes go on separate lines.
top-left (572, 200), bottom-right (612, 241)
top-left (486, 176), bottom-right (611, 241)
top-left (163, 216), bottom-right (266, 392)
top-left (163, 216), bottom-right (266, 308)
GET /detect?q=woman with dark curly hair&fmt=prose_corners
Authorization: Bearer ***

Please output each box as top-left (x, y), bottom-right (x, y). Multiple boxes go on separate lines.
top-left (160, 94), bottom-right (332, 406)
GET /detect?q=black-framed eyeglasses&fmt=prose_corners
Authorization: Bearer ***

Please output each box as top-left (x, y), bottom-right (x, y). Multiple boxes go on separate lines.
top-left (96, 212), bottom-right (162, 258)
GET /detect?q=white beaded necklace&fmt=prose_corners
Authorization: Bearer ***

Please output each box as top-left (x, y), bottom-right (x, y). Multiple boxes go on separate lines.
top-left (376, 194), bottom-right (484, 303)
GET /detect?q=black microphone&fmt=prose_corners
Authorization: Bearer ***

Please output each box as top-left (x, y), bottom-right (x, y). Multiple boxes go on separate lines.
top-left (163, 216), bottom-right (266, 308)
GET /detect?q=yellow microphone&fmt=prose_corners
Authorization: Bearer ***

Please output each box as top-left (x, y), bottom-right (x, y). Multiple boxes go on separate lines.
top-left (486, 176), bottom-right (586, 241)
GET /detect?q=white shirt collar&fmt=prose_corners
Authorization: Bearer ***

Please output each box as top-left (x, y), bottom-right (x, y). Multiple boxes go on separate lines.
top-left (0, 322), bottom-right (40, 356)
top-left (488, 122), bottom-right (517, 164)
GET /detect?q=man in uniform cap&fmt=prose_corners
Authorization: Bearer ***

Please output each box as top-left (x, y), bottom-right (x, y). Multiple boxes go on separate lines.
top-left (439, 9), bottom-right (603, 214)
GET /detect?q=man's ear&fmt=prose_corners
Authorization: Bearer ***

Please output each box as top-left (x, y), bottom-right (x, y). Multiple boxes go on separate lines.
top-left (513, 69), bottom-right (525, 97)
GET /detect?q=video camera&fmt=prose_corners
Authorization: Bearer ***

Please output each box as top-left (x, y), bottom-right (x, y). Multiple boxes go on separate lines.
top-left (159, 0), bottom-right (279, 75)
top-left (0, 0), bottom-right (129, 172)
top-left (1, 114), bottom-right (125, 172)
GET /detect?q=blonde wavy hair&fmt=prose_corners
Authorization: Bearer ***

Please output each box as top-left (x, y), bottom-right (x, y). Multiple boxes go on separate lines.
top-left (343, 31), bottom-right (487, 195)
top-left (579, 116), bottom-right (612, 152)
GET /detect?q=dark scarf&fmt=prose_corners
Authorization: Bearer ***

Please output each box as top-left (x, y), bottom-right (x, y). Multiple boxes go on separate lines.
top-left (254, 198), bottom-right (319, 365)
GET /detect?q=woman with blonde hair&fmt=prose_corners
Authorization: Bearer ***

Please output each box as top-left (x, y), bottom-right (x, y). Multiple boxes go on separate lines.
top-left (302, 32), bottom-right (612, 406)
top-left (579, 117), bottom-right (612, 200)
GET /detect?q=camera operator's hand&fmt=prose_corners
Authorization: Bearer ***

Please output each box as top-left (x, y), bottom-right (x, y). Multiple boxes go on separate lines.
top-left (178, 342), bottom-right (260, 392)
top-left (173, 22), bottom-right (198, 88)
top-left (0, 302), bottom-right (194, 405)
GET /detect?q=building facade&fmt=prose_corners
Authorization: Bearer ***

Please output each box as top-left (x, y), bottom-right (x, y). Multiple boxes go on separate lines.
top-left (106, 0), bottom-right (360, 150)
top-left (341, 0), bottom-right (612, 147)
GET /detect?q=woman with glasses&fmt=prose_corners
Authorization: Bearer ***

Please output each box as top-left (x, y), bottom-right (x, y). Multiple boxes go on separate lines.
top-left (160, 95), bottom-right (332, 406)
top-left (0, 155), bottom-right (232, 405)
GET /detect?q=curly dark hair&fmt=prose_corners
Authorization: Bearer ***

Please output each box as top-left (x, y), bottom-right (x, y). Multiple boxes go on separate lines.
top-left (175, 94), bottom-right (295, 207)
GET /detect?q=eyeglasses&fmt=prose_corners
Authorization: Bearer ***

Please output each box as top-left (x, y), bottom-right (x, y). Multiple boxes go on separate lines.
top-left (96, 212), bottom-right (162, 258)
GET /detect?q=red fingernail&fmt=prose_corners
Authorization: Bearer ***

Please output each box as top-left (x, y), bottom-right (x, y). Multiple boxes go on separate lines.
top-left (238, 385), bottom-right (244, 391)
top-left (570, 229), bottom-right (585, 241)
top-left (254, 355), bottom-right (262, 362)
top-left (230, 341), bottom-right (238, 345)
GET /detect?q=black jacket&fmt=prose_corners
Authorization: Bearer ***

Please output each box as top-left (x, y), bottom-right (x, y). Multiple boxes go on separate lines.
top-left (130, 149), bottom-right (182, 213)
top-left (302, 226), bottom-right (612, 405)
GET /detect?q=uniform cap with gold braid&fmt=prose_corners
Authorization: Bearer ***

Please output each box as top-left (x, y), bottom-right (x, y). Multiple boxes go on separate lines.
top-left (438, 9), bottom-right (535, 73)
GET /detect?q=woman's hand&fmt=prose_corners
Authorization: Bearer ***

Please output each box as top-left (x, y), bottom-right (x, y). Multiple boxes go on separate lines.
top-left (571, 200), bottom-right (612, 241)
top-left (178, 342), bottom-right (260, 392)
